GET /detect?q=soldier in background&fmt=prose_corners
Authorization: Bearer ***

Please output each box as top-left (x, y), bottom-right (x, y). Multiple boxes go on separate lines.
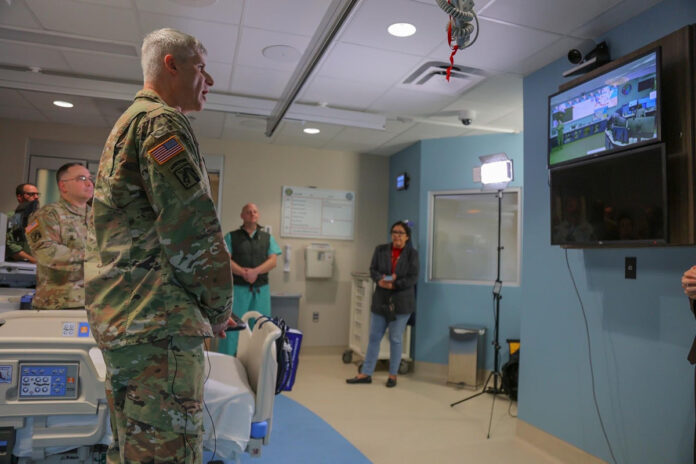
top-left (26, 164), bottom-right (92, 309)
top-left (5, 183), bottom-right (39, 263)
top-left (85, 28), bottom-right (235, 464)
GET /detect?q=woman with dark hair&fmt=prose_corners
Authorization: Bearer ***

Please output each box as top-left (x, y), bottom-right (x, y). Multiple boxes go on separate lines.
top-left (347, 220), bottom-right (419, 388)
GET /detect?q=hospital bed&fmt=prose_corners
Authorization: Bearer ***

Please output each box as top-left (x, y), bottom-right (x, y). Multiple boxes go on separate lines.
top-left (0, 310), bottom-right (281, 464)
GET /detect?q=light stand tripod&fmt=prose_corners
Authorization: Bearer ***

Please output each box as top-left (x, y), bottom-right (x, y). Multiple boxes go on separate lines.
top-left (450, 189), bottom-right (507, 439)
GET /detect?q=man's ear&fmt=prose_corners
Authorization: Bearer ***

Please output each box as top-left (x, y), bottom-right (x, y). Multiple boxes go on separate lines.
top-left (163, 54), bottom-right (177, 75)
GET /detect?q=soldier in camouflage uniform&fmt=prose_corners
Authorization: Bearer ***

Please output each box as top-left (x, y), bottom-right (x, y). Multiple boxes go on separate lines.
top-left (85, 28), bottom-right (236, 464)
top-left (6, 183), bottom-right (39, 263)
top-left (26, 165), bottom-right (92, 309)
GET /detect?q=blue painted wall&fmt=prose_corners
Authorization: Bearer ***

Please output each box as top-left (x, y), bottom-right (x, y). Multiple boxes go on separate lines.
top-left (389, 133), bottom-right (524, 368)
top-left (519, 0), bottom-right (696, 462)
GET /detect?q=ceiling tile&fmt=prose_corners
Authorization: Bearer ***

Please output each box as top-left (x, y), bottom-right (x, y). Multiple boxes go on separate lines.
top-left (338, 0), bottom-right (446, 56)
top-left (25, 0), bottom-right (141, 42)
top-left (236, 27), bottom-right (310, 72)
top-left (244, 0), bottom-right (328, 36)
top-left (316, 42), bottom-right (423, 85)
top-left (298, 75), bottom-right (385, 111)
top-left (188, 109), bottom-right (225, 139)
top-left (0, 105), bottom-right (48, 122)
top-left (135, 0), bottom-right (243, 24)
top-left (0, 0), bottom-right (43, 28)
top-left (139, 12), bottom-right (239, 64)
top-left (368, 87), bottom-right (455, 115)
top-left (229, 65), bottom-right (292, 99)
top-left (570, 0), bottom-right (664, 39)
top-left (330, 126), bottom-right (402, 147)
top-left (61, 50), bottom-right (142, 82)
top-left (480, 0), bottom-right (622, 35)
top-left (0, 87), bottom-right (34, 107)
top-left (20, 90), bottom-right (104, 115)
top-left (0, 41), bottom-right (71, 71)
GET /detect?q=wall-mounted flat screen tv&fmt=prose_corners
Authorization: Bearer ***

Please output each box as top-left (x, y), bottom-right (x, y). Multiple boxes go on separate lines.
top-left (548, 48), bottom-right (661, 168)
top-left (550, 143), bottom-right (667, 247)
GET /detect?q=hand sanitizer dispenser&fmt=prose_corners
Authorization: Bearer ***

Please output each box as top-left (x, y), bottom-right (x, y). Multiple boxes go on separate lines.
top-left (305, 243), bottom-right (334, 278)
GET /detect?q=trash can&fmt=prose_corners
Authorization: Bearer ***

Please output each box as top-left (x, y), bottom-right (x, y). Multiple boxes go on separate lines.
top-left (448, 325), bottom-right (486, 387)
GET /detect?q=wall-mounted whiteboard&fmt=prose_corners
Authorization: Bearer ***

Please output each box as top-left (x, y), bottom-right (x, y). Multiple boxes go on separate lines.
top-left (281, 186), bottom-right (355, 240)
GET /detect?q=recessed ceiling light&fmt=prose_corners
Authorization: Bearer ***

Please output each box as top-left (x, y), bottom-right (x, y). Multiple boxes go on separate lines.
top-left (262, 45), bottom-right (301, 63)
top-left (303, 128), bottom-right (320, 135)
top-left (387, 23), bottom-right (416, 38)
top-left (53, 100), bottom-right (73, 108)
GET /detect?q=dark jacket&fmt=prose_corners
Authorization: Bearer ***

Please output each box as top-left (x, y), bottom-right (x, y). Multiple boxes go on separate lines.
top-left (370, 243), bottom-right (419, 316)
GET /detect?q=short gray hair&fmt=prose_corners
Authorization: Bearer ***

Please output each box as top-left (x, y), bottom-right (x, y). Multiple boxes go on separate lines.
top-left (141, 28), bottom-right (207, 82)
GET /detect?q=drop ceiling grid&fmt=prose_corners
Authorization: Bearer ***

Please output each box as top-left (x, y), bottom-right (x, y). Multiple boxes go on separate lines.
top-left (60, 50), bottom-right (142, 82)
top-left (25, 0), bottom-right (141, 42)
top-left (137, 11), bottom-right (239, 65)
top-left (337, 0), bottom-right (449, 56)
top-left (228, 65), bottom-right (293, 100)
top-left (243, 0), bottom-right (329, 36)
top-left (235, 26), bottom-right (311, 71)
top-left (134, 0), bottom-right (244, 25)
top-left (0, 40), bottom-right (73, 71)
top-left (480, 0), bottom-right (624, 34)
top-left (297, 75), bottom-right (387, 111)
top-left (0, 0), bottom-right (42, 29)
top-left (435, 18), bottom-right (562, 75)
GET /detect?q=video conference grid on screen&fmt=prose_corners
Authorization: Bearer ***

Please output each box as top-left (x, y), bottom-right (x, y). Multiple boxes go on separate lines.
top-left (548, 50), bottom-right (659, 167)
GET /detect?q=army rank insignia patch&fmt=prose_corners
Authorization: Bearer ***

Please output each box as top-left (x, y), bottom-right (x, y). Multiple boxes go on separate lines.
top-left (149, 135), bottom-right (185, 165)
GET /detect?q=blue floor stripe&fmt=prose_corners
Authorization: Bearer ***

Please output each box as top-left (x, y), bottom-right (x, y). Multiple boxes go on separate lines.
top-left (205, 395), bottom-right (371, 464)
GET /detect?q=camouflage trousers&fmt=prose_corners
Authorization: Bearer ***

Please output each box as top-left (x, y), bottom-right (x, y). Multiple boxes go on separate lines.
top-left (101, 336), bottom-right (205, 464)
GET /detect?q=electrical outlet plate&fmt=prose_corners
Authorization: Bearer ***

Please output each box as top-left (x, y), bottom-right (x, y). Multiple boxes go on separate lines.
top-left (625, 257), bottom-right (637, 279)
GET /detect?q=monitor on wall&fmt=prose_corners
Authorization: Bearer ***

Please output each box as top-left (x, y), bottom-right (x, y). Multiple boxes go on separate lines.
top-left (550, 143), bottom-right (667, 247)
top-left (548, 48), bottom-right (661, 168)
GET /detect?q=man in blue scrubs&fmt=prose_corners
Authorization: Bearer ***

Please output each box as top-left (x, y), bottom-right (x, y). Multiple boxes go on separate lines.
top-left (220, 203), bottom-right (282, 355)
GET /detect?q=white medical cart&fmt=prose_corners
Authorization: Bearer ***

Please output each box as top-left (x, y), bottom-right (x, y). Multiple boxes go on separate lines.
top-left (342, 272), bottom-right (411, 374)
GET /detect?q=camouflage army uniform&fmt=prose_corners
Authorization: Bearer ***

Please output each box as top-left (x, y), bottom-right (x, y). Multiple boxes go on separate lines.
top-left (25, 198), bottom-right (90, 309)
top-left (86, 89), bottom-right (233, 464)
top-left (5, 209), bottom-right (32, 260)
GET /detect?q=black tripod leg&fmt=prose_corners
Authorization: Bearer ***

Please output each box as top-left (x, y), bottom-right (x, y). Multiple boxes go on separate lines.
top-left (486, 390), bottom-right (497, 439)
top-left (450, 370), bottom-right (494, 407)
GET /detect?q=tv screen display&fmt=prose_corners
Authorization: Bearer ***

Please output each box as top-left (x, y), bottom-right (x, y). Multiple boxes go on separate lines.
top-left (550, 143), bottom-right (667, 246)
top-left (396, 172), bottom-right (409, 191)
top-left (548, 48), bottom-right (661, 167)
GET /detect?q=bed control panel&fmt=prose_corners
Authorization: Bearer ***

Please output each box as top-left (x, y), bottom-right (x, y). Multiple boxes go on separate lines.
top-left (18, 363), bottom-right (79, 400)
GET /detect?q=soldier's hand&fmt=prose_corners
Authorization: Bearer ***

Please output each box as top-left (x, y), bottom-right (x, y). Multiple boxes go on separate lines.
top-left (212, 316), bottom-right (237, 338)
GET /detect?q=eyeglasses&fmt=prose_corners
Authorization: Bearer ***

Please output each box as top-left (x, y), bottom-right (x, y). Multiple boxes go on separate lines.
top-left (61, 175), bottom-right (94, 184)
top-left (22, 192), bottom-right (40, 197)
top-left (391, 231), bottom-right (406, 235)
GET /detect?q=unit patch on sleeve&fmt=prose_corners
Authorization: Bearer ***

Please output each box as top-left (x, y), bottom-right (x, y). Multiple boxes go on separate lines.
top-left (148, 135), bottom-right (185, 165)
top-left (172, 161), bottom-right (201, 189)
top-left (25, 220), bottom-right (38, 234)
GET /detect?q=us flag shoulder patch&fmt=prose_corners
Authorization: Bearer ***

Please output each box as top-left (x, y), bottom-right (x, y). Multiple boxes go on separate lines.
top-left (148, 135), bottom-right (185, 165)
top-left (25, 220), bottom-right (38, 234)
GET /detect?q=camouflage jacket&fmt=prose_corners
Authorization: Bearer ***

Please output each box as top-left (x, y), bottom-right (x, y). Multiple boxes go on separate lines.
top-left (26, 198), bottom-right (90, 309)
top-left (85, 89), bottom-right (233, 351)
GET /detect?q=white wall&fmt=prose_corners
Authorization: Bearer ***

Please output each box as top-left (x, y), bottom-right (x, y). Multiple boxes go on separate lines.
top-left (0, 117), bottom-right (390, 347)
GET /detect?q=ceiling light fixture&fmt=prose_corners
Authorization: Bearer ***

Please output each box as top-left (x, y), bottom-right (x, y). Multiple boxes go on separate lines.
top-left (387, 23), bottom-right (416, 37)
top-left (53, 100), bottom-right (73, 108)
top-left (266, 0), bottom-right (360, 137)
top-left (303, 128), bottom-right (320, 135)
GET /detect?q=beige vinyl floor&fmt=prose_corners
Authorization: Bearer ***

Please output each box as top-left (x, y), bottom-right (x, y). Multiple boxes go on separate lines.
top-left (285, 347), bottom-right (565, 464)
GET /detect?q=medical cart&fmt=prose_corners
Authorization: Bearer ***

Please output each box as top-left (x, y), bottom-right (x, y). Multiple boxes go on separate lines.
top-left (342, 272), bottom-right (411, 374)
